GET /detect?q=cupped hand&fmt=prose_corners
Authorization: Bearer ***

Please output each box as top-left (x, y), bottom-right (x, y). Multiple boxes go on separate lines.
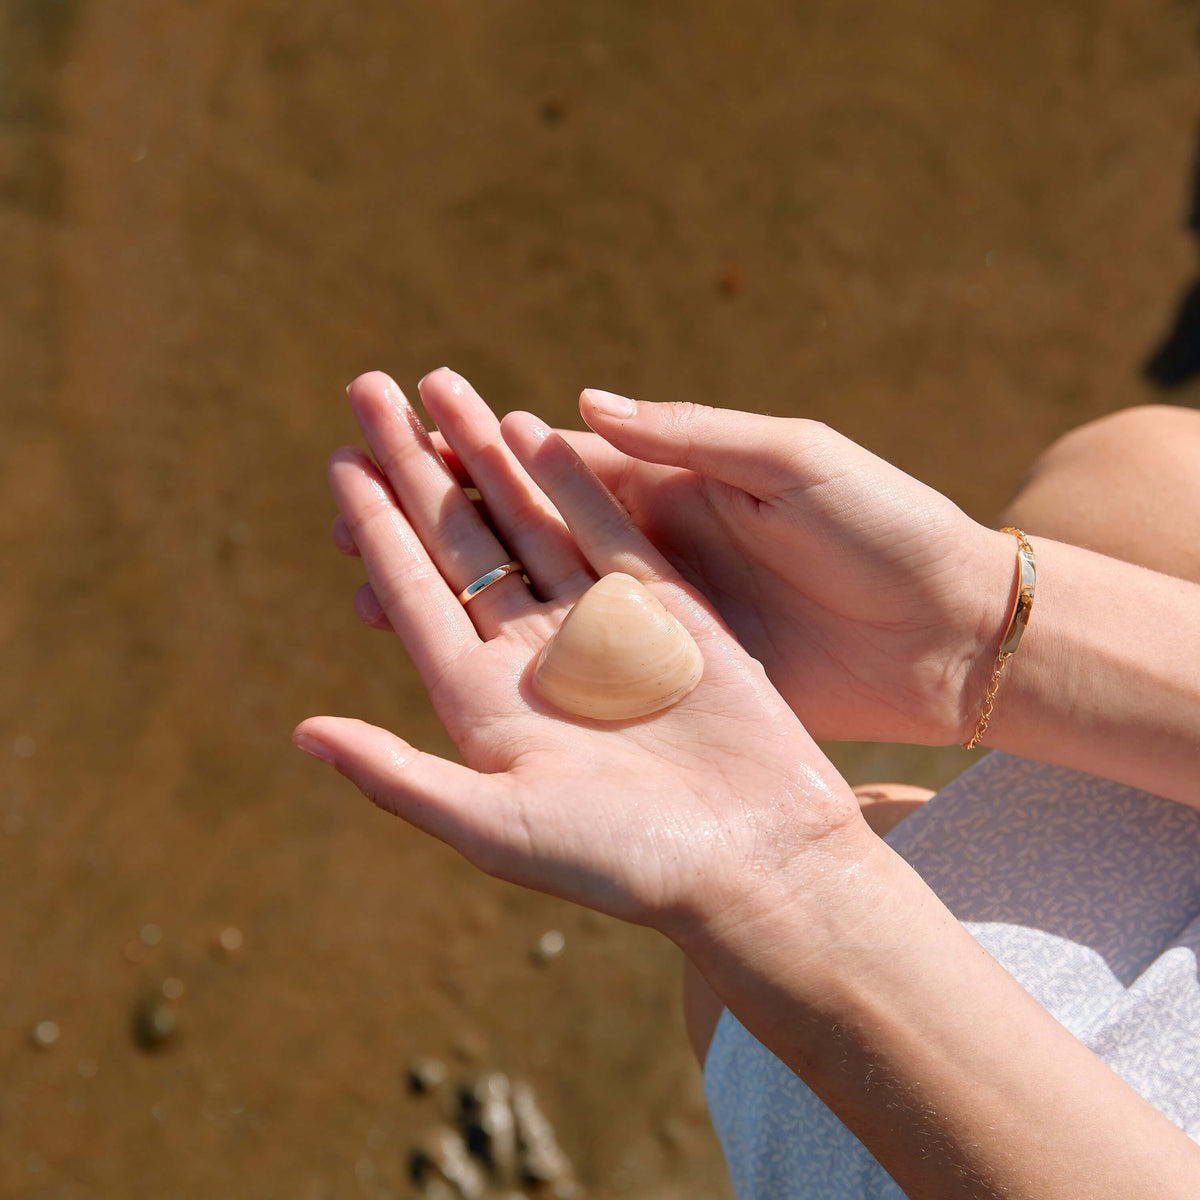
top-left (555, 392), bottom-right (1015, 746)
top-left (297, 370), bottom-right (865, 938)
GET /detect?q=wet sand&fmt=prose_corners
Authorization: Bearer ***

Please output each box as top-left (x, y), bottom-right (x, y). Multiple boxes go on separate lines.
top-left (2, 2), bottom-right (1197, 1196)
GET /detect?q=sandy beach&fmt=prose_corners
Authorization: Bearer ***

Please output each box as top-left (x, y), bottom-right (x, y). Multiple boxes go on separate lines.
top-left (2, 2), bottom-right (1197, 1196)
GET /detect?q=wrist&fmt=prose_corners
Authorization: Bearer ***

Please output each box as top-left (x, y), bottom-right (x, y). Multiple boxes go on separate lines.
top-left (951, 525), bottom-right (1033, 746)
top-left (665, 808), bottom-right (900, 1012)
top-left (956, 538), bottom-right (1200, 804)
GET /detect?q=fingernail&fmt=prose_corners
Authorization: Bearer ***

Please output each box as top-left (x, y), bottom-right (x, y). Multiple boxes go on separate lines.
top-left (292, 733), bottom-right (336, 765)
top-left (584, 389), bottom-right (635, 419)
top-left (417, 366), bottom-right (451, 389)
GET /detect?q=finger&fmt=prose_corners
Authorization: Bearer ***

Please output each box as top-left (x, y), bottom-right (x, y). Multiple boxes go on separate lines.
top-left (332, 514), bottom-right (360, 556)
top-left (347, 371), bottom-right (535, 635)
top-left (434, 423), bottom-right (655, 545)
top-left (353, 582), bottom-right (393, 630)
top-left (500, 413), bottom-right (722, 635)
top-left (292, 717), bottom-right (514, 865)
top-left (555, 429), bottom-right (683, 519)
top-left (428, 432), bottom-right (471, 487)
top-left (328, 447), bottom-right (477, 684)
top-left (416, 447), bottom-right (498, 525)
top-left (418, 369), bottom-right (595, 600)
top-left (554, 428), bottom-right (648, 491)
top-left (579, 389), bottom-right (826, 500)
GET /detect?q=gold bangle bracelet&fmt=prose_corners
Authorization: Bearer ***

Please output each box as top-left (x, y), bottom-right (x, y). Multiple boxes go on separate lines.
top-left (962, 527), bottom-right (1036, 750)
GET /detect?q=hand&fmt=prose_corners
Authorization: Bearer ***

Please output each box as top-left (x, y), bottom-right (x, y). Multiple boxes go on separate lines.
top-left (297, 370), bottom-right (867, 938)
top-left (553, 391), bottom-right (1014, 746)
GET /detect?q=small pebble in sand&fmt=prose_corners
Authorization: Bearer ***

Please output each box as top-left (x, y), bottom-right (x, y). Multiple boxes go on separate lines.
top-left (407, 1056), bottom-right (448, 1095)
top-left (30, 1020), bottom-right (59, 1049)
top-left (531, 930), bottom-right (565, 965)
top-left (161, 977), bottom-right (185, 1000)
top-left (122, 939), bottom-right (145, 964)
top-left (215, 926), bottom-right (244, 957)
top-left (412, 1126), bottom-right (487, 1200)
top-left (512, 1082), bottom-right (577, 1194)
top-left (140, 923), bottom-right (163, 947)
top-left (133, 999), bottom-right (177, 1050)
top-left (539, 98), bottom-right (565, 126)
top-left (717, 261), bottom-right (746, 297)
top-left (77, 1057), bottom-right (99, 1078)
top-left (461, 1072), bottom-right (518, 1182)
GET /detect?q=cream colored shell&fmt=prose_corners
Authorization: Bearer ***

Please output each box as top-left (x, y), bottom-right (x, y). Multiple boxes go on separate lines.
top-left (531, 573), bottom-right (703, 721)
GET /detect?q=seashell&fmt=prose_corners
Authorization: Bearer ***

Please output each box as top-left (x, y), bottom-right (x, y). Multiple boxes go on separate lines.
top-left (406, 1055), bottom-right (448, 1095)
top-left (532, 573), bottom-right (703, 721)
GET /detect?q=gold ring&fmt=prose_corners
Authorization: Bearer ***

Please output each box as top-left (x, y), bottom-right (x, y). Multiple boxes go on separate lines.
top-left (456, 560), bottom-right (525, 606)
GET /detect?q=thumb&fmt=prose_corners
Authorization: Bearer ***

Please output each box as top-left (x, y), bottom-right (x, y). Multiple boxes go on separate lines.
top-left (579, 389), bottom-right (819, 498)
top-left (292, 717), bottom-right (509, 860)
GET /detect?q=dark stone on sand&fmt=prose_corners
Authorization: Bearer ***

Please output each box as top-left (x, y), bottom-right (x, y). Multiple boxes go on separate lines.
top-left (132, 998), bottom-right (177, 1050)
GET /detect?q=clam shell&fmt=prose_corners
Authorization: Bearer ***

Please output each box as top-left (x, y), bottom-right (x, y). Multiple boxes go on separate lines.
top-left (532, 573), bottom-right (703, 721)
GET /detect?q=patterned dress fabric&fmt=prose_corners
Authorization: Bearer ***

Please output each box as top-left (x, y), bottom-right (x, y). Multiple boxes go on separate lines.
top-left (703, 752), bottom-right (1200, 1199)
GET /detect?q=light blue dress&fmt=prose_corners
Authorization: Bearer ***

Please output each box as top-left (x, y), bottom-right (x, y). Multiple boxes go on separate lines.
top-left (703, 752), bottom-right (1200, 1199)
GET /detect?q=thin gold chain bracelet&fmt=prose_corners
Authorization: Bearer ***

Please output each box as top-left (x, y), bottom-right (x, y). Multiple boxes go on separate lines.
top-left (962, 527), bottom-right (1036, 750)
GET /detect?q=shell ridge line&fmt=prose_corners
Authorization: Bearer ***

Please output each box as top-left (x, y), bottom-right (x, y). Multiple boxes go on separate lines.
top-left (531, 573), bottom-right (704, 721)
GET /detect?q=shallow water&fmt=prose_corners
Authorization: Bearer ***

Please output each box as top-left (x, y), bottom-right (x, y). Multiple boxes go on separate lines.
top-left (2, 2), bottom-right (1197, 1196)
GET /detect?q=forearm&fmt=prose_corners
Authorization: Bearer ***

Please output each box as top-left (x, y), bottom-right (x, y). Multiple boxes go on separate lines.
top-left (961, 533), bottom-right (1200, 807)
top-left (679, 829), bottom-right (1200, 1199)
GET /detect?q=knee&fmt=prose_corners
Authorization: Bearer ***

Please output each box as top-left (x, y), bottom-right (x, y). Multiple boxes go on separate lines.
top-left (1026, 404), bottom-right (1200, 481)
top-left (1001, 403), bottom-right (1200, 581)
